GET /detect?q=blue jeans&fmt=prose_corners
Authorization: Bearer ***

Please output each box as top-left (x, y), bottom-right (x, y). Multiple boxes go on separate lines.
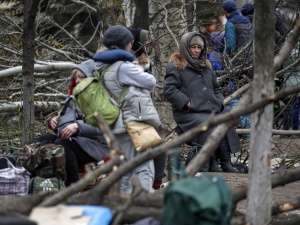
top-left (283, 102), bottom-right (300, 130)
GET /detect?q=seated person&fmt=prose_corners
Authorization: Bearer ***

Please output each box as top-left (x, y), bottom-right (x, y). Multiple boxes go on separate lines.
top-left (34, 59), bottom-right (110, 186)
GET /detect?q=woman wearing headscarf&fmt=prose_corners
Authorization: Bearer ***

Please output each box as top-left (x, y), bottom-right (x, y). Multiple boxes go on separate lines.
top-left (163, 32), bottom-right (240, 173)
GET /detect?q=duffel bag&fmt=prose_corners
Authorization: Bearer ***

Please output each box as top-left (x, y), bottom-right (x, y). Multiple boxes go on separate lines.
top-left (17, 143), bottom-right (66, 179)
top-left (28, 176), bottom-right (65, 195)
top-left (0, 157), bottom-right (30, 197)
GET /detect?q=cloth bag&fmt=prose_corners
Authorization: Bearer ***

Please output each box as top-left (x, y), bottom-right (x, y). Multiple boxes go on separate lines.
top-left (57, 110), bottom-right (77, 136)
top-left (126, 121), bottom-right (162, 151)
top-left (160, 150), bottom-right (232, 225)
top-left (29, 204), bottom-right (112, 225)
top-left (0, 157), bottom-right (30, 197)
top-left (17, 143), bottom-right (66, 179)
top-left (28, 176), bottom-right (66, 195)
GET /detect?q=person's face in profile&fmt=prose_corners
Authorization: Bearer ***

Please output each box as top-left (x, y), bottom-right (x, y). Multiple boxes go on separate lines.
top-left (73, 71), bottom-right (86, 85)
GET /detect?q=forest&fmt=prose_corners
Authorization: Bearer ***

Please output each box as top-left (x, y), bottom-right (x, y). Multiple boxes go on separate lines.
top-left (0, 0), bottom-right (300, 224)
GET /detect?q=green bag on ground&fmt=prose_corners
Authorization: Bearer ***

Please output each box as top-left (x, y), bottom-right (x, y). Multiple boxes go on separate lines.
top-left (28, 176), bottom-right (65, 195)
top-left (73, 62), bottom-right (127, 127)
top-left (160, 149), bottom-right (232, 225)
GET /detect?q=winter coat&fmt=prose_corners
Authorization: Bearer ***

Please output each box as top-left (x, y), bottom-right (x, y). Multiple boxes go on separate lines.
top-left (225, 11), bottom-right (253, 56)
top-left (209, 32), bottom-right (225, 70)
top-left (93, 49), bottom-right (158, 134)
top-left (163, 52), bottom-right (240, 153)
top-left (207, 53), bottom-right (223, 71)
top-left (102, 61), bottom-right (160, 133)
top-left (52, 96), bottom-right (109, 161)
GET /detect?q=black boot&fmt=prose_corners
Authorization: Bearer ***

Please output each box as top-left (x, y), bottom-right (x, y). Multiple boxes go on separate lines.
top-left (220, 151), bottom-right (239, 173)
top-left (219, 138), bottom-right (239, 173)
top-left (209, 154), bottom-right (222, 172)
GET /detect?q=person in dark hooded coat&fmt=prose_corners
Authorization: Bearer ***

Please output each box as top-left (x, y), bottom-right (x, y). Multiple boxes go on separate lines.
top-left (163, 32), bottom-right (240, 173)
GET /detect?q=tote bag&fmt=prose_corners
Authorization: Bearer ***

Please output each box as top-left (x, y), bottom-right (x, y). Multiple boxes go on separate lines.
top-left (0, 157), bottom-right (30, 197)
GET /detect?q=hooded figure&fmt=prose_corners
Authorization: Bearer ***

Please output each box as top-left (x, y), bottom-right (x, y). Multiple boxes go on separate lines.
top-left (69, 59), bottom-right (96, 95)
top-left (129, 28), bottom-right (150, 58)
top-left (35, 59), bottom-right (109, 186)
top-left (163, 32), bottom-right (240, 173)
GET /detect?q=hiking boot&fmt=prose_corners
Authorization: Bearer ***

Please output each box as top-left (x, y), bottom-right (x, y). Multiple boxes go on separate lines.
top-left (209, 155), bottom-right (222, 172)
top-left (220, 151), bottom-right (239, 173)
top-left (219, 138), bottom-right (239, 173)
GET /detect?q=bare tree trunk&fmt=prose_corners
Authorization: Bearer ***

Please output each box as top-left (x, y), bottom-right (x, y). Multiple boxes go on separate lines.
top-left (133, 0), bottom-right (149, 29)
top-left (246, 0), bottom-right (275, 224)
top-left (186, 0), bottom-right (196, 32)
top-left (22, 0), bottom-right (41, 145)
top-left (149, 0), bottom-right (187, 132)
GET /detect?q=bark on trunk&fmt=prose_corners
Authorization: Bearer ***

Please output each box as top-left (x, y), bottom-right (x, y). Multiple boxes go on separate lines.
top-left (246, 0), bottom-right (275, 224)
top-left (22, 0), bottom-right (41, 145)
top-left (149, 0), bottom-right (188, 132)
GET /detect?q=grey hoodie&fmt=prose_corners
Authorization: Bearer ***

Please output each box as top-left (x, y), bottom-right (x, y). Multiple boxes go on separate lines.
top-left (72, 59), bottom-right (97, 78)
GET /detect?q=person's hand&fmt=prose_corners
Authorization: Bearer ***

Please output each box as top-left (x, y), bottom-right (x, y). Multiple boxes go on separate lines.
top-left (49, 115), bottom-right (60, 129)
top-left (186, 101), bottom-right (191, 109)
top-left (61, 123), bottom-right (78, 139)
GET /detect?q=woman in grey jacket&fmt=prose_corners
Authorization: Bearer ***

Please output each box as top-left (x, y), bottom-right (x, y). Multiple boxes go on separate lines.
top-left (163, 32), bottom-right (240, 173)
top-left (94, 25), bottom-right (159, 194)
top-left (35, 60), bottom-right (109, 185)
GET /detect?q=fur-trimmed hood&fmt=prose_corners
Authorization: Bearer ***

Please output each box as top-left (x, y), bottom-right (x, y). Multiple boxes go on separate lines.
top-left (169, 52), bottom-right (212, 70)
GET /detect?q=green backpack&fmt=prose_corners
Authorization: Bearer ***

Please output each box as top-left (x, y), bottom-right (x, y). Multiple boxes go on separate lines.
top-left (28, 176), bottom-right (66, 195)
top-left (160, 150), bottom-right (232, 225)
top-left (73, 62), bottom-right (127, 127)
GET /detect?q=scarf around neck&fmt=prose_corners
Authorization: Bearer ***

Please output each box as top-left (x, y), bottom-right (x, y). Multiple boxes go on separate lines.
top-left (179, 32), bottom-right (207, 73)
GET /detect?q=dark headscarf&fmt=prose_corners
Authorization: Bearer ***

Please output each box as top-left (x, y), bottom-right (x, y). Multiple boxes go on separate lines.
top-left (179, 32), bottom-right (207, 72)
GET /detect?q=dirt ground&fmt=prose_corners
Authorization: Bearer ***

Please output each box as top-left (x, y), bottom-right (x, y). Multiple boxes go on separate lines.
top-left (208, 171), bottom-right (300, 213)
top-left (208, 135), bottom-right (300, 215)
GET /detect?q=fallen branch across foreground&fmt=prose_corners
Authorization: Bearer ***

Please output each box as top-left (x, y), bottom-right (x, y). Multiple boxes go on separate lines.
top-left (2, 83), bottom-right (300, 222)
top-left (232, 167), bottom-right (300, 207)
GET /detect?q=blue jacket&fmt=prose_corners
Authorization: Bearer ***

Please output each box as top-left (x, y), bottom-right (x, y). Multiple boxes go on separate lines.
top-left (207, 53), bottom-right (223, 71)
top-left (225, 11), bottom-right (252, 56)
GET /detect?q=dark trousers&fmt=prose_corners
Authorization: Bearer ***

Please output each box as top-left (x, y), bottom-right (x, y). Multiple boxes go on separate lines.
top-left (33, 133), bottom-right (95, 185)
top-left (283, 102), bottom-right (300, 130)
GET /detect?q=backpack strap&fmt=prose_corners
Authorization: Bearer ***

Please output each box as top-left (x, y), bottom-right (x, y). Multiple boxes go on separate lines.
top-left (96, 63), bottom-right (128, 107)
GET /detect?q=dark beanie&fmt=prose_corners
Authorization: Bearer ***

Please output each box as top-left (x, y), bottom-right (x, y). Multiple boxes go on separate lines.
top-left (241, 3), bottom-right (254, 16)
top-left (103, 25), bottom-right (133, 49)
top-left (222, 0), bottom-right (237, 12)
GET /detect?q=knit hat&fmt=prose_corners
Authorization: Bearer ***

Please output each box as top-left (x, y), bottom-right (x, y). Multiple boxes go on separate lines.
top-left (241, 3), bottom-right (254, 16)
top-left (129, 28), bottom-right (149, 57)
top-left (103, 25), bottom-right (133, 49)
top-left (222, 0), bottom-right (237, 12)
top-left (189, 35), bottom-right (204, 49)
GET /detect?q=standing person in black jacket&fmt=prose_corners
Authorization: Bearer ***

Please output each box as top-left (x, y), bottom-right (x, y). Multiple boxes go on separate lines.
top-left (163, 31), bottom-right (240, 173)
